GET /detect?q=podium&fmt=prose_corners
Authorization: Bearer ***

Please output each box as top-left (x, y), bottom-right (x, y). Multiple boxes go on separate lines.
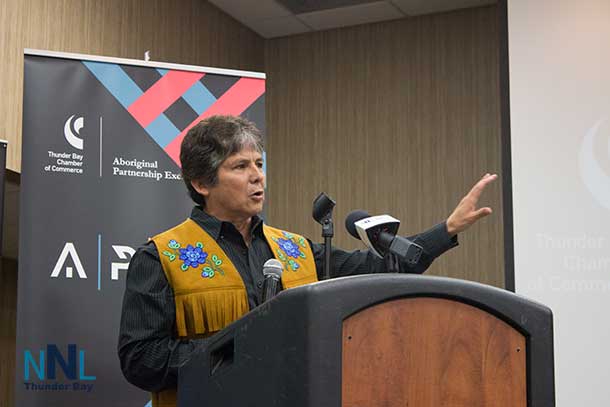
top-left (178, 274), bottom-right (555, 407)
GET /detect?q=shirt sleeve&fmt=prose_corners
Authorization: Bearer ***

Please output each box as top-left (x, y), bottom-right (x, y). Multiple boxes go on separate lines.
top-left (117, 243), bottom-right (211, 392)
top-left (311, 221), bottom-right (458, 279)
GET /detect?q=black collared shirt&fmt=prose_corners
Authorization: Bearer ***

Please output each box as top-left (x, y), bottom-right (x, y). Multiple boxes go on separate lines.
top-left (118, 206), bottom-right (457, 392)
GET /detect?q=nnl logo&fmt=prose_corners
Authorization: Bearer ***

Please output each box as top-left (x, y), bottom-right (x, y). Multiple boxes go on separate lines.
top-left (24, 344), bottom-right (96, 381)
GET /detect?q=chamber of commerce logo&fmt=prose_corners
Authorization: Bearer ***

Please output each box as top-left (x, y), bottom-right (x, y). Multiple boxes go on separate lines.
top-left (64, 115), bottom-right (84, 150)
top-left (44, 115), bottom-right (86, 174)
top-left (579, 118), bottom-right (610, 210)
top-left (23, 344), bottom-right (96, 392)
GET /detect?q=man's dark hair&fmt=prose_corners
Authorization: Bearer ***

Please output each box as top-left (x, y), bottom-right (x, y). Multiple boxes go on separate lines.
top-left (180, 115), bottom-right (264, 206)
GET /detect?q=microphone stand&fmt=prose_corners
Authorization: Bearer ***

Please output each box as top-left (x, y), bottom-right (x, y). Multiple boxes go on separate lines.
top-left (321, 217), bottom-right (334, 280)
top-left (312, 193), bottom-right (336, 280)
top-left (384, 252), bottom-right (400, 273)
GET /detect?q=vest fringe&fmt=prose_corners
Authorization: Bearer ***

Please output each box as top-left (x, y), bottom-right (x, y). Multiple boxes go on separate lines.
top-left (152, 388), bottom-right (176, 407)
top-left (174, 289), bottom-right (249, 337)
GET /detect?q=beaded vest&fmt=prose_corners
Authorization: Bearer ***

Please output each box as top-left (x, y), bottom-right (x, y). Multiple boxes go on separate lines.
top-left (149, 218), bottom-right (318, 407)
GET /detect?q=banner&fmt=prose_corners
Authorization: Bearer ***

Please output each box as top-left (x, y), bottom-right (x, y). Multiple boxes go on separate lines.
top-left (16, 50), bottom-right (265, 407)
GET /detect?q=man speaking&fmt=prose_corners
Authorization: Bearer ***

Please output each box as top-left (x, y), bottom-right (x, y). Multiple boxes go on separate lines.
top-left (118, 115), bottom-right (497, 407)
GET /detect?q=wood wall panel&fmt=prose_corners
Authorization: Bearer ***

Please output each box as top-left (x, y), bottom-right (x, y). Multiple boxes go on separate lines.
top-left (0, 0), bottom-right (264, 173)
top-left (2, 3), bottom-right (504, 405)
top-left (265, 6), bottom-right (503, 287)
top-left (0, 259), bottom-right (18, 407)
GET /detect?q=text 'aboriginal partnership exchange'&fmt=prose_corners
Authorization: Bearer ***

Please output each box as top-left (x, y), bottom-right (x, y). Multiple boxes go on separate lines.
top-left (112, 157), bottom-right (181, 181)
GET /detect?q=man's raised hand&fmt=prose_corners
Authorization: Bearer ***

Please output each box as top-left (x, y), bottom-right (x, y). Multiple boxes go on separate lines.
top-left (446, 173), bottom-right (498, 236)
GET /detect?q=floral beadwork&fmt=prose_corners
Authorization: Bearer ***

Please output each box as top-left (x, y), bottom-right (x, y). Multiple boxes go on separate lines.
top-left (161, 239), bottom-right (225, 278)
top-left (201, 254), bottom-right (224, 279)
top-left (277, 238), bottom-right (301, 258)
top-left (179, 245), bottom-right (208, 269)
top-left (272, 231), bottom-right (307, 271)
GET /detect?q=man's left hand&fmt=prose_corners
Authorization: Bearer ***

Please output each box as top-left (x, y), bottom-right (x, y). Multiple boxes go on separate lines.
top-left (446, 173), bottom-right (498, 236)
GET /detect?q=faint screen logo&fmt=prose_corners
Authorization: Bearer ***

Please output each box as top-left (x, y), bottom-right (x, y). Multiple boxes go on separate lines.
top-left (64, 115), bottom-right (84, 150)
top-left (580, 118), bottom-right (610, 210)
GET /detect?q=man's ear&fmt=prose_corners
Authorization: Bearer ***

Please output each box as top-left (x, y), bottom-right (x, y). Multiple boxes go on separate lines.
top-left (191, 180), bottom-right (210, 197)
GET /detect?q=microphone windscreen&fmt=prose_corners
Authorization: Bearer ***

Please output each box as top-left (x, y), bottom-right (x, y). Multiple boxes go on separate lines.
top-left (263, 258), bottom-right (284, 278)
top-left (312, 192), bottom-right (336, 223)
top-left (345, 210), bottom-right (370, 239)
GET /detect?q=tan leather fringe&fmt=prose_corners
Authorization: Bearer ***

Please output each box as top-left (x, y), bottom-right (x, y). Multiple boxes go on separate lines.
top-left (174, 289), bottom-right (248, 337)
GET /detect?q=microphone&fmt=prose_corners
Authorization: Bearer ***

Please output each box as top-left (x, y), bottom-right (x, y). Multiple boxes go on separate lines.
top-left (345, 210), bottom-right (423, 265)
top-left (312, 193), bottom-right (336, 224)
top-left (262, 258), bottom-right (284, 302)
top-left (312, 192), bottom-right (336, 280)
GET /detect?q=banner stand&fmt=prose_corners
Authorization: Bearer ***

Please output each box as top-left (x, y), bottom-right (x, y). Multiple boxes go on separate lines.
top-left (17, 49), bottom-right (265, 407)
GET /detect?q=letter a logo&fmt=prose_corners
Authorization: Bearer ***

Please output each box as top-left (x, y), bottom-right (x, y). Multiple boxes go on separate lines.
top-left (50, 242), bottom-right (87, 279)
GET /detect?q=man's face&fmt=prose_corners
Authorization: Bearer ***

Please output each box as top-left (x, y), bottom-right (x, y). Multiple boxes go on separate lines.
top-left (192, 147), bottom-right (265, 222)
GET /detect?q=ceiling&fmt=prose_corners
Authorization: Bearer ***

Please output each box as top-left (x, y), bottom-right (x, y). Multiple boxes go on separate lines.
top-left (209, 0), bottom-right (497, 38)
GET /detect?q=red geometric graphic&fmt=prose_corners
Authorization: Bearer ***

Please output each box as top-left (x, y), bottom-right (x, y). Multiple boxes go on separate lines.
top-left (127, 70), bottom-right (205, 127)
top-left (164, 77), bottom-right (266, 165)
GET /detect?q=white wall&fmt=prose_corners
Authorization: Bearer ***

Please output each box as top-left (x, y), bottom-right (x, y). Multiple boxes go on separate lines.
top-left (508, 0), bottom-right (610, 405)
